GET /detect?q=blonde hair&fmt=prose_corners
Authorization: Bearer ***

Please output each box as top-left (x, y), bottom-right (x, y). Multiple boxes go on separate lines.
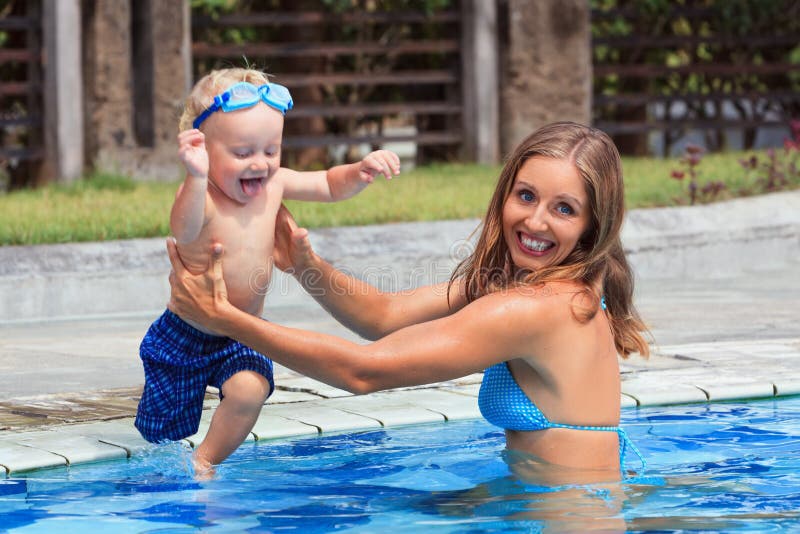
top-left (179, 67), bottom-right (271, 131)
top-left (450, 122), bottom-right (650, 358)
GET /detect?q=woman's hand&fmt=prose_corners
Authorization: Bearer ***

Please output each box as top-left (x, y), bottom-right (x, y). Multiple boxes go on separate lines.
top-left (273, 204), bottom-right (317, 274)
top-left (166, 238), bottom-right (231, 330)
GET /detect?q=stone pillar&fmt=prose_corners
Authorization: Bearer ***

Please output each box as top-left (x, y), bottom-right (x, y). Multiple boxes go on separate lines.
top-left (82, 0), bottom-right (190, 180)
top-left (82, 0), bottom-right (136, 170)
top-left (461, 0), bottom-right (500, 164)
top-left (42, 0), bottom-right (84, 183)
top-left (149, 0), bottom-right (192, 149)
top-left (499, 0), bottom-right (591, 154)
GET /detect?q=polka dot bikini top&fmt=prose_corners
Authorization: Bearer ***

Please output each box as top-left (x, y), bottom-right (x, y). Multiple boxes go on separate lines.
top-left (478, 361), bottom-right (646, 473)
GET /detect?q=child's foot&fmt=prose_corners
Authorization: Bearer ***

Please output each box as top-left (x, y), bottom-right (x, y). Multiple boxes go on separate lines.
top-left (191, 451), bottom-right (216, 480)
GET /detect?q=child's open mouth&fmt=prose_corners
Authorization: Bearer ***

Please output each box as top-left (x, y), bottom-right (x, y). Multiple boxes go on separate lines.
top-left (240, 177), bottom-right (264, 197)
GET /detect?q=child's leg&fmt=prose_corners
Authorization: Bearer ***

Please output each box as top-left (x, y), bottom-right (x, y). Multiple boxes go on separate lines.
top-left (193, 370), bottom-right (271, 472)
top-left (136, 310), bottom-right (211, 444)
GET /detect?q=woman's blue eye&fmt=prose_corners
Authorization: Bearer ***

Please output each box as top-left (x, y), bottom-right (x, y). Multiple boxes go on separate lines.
top-left (557, 204), bottom-right (574, 215)
top-left (520, 190), bottom-right (534, 202)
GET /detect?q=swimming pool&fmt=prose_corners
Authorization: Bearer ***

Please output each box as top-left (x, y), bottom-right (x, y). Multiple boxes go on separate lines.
top-left (1, 396), bottom-right (799, 532)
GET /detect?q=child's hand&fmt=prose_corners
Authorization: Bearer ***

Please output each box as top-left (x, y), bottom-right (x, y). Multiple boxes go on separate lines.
top-left (358, 150), bottom-right (401, 183)
top-left (178, 129), bottom-right (209, 179)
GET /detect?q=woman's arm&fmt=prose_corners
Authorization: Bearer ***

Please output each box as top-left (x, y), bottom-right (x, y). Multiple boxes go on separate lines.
top-left (273, 206), bottom-right (467, 339)
top-left (167, 238), bottom-right (535, 393)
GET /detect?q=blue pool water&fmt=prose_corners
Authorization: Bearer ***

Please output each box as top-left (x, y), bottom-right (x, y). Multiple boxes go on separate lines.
top-left (1, 396), bottom-right (799, 533)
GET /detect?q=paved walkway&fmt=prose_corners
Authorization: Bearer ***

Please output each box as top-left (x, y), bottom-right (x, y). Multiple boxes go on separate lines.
top-left (0, 191), bottom-right (798, 475)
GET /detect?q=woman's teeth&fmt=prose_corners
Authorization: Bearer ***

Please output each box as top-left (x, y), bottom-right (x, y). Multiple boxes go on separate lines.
top-left (520, 234), bottom-right (552, 252)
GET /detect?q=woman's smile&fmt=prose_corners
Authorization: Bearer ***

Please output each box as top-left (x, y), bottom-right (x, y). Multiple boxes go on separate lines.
top-left (502, 156), bottom-right (591, 271)
top-left (517, 232), bottom-right (555, 255)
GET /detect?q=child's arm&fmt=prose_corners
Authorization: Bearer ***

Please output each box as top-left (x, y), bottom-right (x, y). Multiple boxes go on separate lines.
top-left (170, 129), bottom-right (210, 244)
top-left (280, 149), bottom-right (400, 202)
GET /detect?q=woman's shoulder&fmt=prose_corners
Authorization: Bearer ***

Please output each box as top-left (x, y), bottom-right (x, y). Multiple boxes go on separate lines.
top-left (473, 280), bottom-right (588, 325)
top-left (503, 279), bottom-right (588, 304)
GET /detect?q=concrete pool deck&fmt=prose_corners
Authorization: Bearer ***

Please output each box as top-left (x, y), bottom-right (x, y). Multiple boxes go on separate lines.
top-left (0, 191), bottom-right (798, 475)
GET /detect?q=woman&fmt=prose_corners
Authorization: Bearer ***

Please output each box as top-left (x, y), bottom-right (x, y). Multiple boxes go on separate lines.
top-left (167, 122), bottom-right (650, 480)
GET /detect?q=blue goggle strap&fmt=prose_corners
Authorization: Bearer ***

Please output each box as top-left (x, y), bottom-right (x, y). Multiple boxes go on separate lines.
top-left (192, 93), bottom-right (230, 129)
top-left (192, 83), bottom-right (293, 129)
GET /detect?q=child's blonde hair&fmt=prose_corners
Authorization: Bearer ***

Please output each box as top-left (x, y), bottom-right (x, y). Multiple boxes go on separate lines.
top-left (179, 67), bottom-right (271, 131)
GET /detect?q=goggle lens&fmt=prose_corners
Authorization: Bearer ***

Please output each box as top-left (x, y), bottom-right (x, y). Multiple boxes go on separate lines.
top-left (193, 81), bottom-right (293, 129)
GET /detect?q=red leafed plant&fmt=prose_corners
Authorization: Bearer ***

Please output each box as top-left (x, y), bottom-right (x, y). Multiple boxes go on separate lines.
top-left (670, 144), bottom-right (726, 205)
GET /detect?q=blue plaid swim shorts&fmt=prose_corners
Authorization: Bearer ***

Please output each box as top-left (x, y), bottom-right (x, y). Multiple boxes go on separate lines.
top-left (134, 309), bottom-right (274, 443)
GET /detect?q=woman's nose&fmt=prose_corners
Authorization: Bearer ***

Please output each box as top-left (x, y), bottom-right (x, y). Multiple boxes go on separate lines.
top-left (526, 207), bottom-right (549, 231)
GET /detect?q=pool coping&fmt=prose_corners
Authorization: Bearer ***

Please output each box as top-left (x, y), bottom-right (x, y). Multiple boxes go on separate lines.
top-left (1, 191), bottom-right (798, 476)
top-left (1, 336), bottom-right (798, 477)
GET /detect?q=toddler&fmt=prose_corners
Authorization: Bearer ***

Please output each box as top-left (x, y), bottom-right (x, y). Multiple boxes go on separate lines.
top-left (134, 67), bottom-right (400, 476)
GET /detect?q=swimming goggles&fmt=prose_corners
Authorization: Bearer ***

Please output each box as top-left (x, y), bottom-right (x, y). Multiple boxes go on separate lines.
top-left (192, 81), bottom-right (294, 129)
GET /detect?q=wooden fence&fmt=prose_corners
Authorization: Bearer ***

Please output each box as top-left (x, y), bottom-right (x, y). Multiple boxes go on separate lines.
top-left (191, 5), bottom-right (465, 166)
top-left (4, 1), bottom-right (798, 186)
top-left (592, 2), bottom-right (800, 155)
top-left (0, 0), bottom-right (43, 188)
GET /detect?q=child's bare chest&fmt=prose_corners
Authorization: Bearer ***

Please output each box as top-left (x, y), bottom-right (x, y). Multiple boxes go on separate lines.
top-left (178, 191), bottom-right (281, 275)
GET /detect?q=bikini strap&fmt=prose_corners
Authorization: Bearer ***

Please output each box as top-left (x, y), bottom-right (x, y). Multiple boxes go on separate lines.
top-left (546, 422), bottom-right (647, 475)
top-left (617, 428), bottom-right (647, 475)
top-left (546, 422), bottom-right (619, 432)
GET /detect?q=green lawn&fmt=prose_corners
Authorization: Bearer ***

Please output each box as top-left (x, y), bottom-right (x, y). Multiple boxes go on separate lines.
top-left (0, 150), bottom-right (795, 246)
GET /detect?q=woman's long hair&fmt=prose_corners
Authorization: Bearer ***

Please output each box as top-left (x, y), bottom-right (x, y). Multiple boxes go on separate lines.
top-left (449, 122), bottom-right (649, 357)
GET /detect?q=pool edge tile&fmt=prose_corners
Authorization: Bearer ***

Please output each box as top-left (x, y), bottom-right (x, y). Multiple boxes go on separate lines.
top-left (394, 388), bottom-right (482, 421)
top-left (0, 441), bottom-right (68, 473)
top-left (251, 412), bottom-right (321, 440)
top-left (774, 379), bottom-right (800, 397)
top-left (14, 432), bottom-right (128, 466)
top-left (621, 393), bottom-right (638, 408)
top-left (265, 403), bottom-right (383, 434)
top-left (622, 384), bottom-right (708, 407)
top-left (696, 382), bottom-right (776, 402)
top-left (323, 394), bottom-right (447, 427)
top-left (4, 359), bottom-right (798, 476)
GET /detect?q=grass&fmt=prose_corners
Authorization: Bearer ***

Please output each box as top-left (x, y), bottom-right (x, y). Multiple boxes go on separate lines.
top-left (0, 173), bottom-right (176, 246)
top-left (621, 149), bottom-right (763, 207)
top-left (0, 150), bottom-right (795, 246)
top-left (283, 163), bottom-right (499, 228)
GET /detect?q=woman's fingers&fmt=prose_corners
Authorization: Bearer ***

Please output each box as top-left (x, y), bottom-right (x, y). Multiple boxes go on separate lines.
top-left (210, 243), bottom-right (227, 302)
top-left (166, 237), bottom-right (184, 312)
top-left (293, 226), bottom-right (310, 250)
top-left (211, 242), bottom-right (224, 280)
top-left (277, 204), bottom-right (309, 245)
top-left (277, 204), bottom-right (299, 234)
top-left (166, 237), bottom-right (185, 276)
top-left (277, 203), bottom-right (311, 254)
top-left (211, 243), bottom-right (223, 272)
